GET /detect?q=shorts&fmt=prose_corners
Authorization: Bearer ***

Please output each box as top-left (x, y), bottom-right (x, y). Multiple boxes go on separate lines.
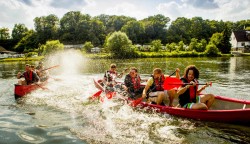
top-left (148, 90), bottom-right (170, 103)
top-left (183, 96), bottom-right (201, 109)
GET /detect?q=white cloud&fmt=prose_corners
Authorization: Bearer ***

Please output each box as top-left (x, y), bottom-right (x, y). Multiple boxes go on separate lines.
top-left (157, 0), bottom-right (250, 22)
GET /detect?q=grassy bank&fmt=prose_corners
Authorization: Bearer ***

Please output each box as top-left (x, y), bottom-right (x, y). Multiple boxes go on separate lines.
top-left (83, 51), bottom-right (223, 59)
top-left (0, 56), bottom-right (44, 62)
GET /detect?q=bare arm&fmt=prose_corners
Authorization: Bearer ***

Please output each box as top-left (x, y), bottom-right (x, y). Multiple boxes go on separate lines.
top-left (197, 83), bottom-right (209, 94)
top-left (142, 84), bottom-right (150, 99)
top-left (17, 72), bottom-right (23, 79)
top-left (175, 68), bottom-right (180, 79)
top-left (177, 85), bottom-right (190, 95)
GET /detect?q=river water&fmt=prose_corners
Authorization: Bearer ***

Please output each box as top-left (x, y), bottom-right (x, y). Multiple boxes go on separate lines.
top-left (1, 51), bottom-right (250, 144)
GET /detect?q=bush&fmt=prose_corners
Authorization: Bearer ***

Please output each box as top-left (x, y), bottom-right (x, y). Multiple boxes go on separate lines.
top-left (25, 52), bottom-right (38, 57)
top-left (205, 44), bottom-right (220, 56)
top-left (83, 41), bottom-right (94, 53)
top-left (106, 31), bottom-right (133, 58)
top-left (40, 40), bottom-right (64, 55)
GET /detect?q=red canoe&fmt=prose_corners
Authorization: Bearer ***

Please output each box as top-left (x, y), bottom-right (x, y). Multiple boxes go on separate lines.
top-left (93, 79), bottom-right (250, 125)
top-left (14, 80), bottom-right (48, 99)
top-left (139, 96), bottom-right (250, 125)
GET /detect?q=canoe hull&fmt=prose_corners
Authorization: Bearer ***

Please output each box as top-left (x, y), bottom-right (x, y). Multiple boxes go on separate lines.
top-left (139, 96), bottom-right (250, 124)
top-left (14, 81), bottom-right (48, 99)
top-left (93, 79), bottom-right (250, 124)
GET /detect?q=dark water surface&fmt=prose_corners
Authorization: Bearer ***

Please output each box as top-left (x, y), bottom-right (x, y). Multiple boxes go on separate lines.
top-left (1, 52), bottom-right (250, 144)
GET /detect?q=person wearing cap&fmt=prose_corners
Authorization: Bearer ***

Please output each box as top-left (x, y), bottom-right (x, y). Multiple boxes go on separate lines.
top-left (17, 64), bottom-right (40, 85)
top-left (36, 61), bottom-right (49, 82)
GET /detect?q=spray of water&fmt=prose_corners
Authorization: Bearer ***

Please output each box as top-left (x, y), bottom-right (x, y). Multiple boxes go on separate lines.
top-left (20, 50), bottom-right (195, 143)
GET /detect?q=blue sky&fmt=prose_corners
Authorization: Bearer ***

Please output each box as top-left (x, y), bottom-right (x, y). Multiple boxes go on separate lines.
top-left (1, 0), bottom-right (249, 31)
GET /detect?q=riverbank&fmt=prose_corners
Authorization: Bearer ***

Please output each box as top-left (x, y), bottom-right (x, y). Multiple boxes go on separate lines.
top-left (0, 56), bottom-right (44, 62)
top-left (0, 52), bottom-right (243, 62)
top-left (83, 51), bottom-right (234, 59)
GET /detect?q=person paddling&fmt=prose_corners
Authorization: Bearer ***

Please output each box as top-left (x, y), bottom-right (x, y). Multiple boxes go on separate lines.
top-left (177, 65), bottom-right (215, 110)
top-left (142, 68), bottom-right (180, 106)
top-left (100, 63), bottom-right (124, 90)
top-left (36, 61), bottom-right (49, 82)
top-left (17, 64), bottom-right (40, 85)
top-left (123, 67), bottom-right (144, 99)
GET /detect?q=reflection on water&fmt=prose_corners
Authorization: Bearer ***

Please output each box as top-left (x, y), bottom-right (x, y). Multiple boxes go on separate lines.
top-left (0, 54), bottom-right (250, 143)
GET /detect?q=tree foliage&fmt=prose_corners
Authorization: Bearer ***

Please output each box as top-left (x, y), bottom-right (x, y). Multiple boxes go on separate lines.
top-left (1, 10), bottom-right (250, 55)
top-left (34, 14), bottom-right (59, 44)
top-left (12, 24), bottom-right (28, 41)
top-left (83, 41), bottom-right (94, 53)
top-left (40, 40), bottom-right (64, 55)
top-left (14, 30), bottom-right (38, 52)
top-left (151, 40), bottom-right (162, 52)
top-left (106, 31), bottom-right (133, 58)
top-left (0, 27), bottom-right (10, 40)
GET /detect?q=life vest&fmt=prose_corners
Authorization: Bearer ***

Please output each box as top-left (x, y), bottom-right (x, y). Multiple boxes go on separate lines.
top-left (178, 77), bottom-right (198, 107)
top-left (149, 74), bottom-right (165, 92)
top-left (24, 71), bottom-right (33, 85)
top-left (125, 74), bottom-right (141, 93)
top-left (105, 70), bottom-right (117, 82)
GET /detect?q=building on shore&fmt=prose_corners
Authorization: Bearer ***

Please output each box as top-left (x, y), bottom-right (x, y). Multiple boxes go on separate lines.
top-left (231, 30), bottom-right (250, 53)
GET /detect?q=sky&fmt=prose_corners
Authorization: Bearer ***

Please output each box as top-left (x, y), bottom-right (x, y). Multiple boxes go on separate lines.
top-left (1, 0), bottom-right (250, 31)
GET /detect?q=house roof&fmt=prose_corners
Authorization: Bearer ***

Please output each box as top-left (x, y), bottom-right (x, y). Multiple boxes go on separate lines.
top-left (0, 46), bottom-right (7, 52)
top-left (0, 46), bottom-right (17, 54)
top-left (233, 30), bottom-right (250, 42)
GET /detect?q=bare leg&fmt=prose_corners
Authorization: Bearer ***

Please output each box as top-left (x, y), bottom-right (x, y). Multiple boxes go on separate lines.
top-left (156, 92), bottom-right (164, 105)
top-left (200, 94), bottom-right (215, 109)
top-left (167, 90), bottom-right (176, 107)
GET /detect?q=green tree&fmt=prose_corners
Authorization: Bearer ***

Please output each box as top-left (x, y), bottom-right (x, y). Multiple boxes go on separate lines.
top-left (12, 24), bottom-right (29, 41)
top-left (14, 30), bottom-right (38, 52)
top-left (106, 31), bottom-right (133, 58)
top-left (34, 14), bottom-right (59, 44)
top-left (177, 41), bottom-right (185, 51)
top-left (0, 27), bottom-right (10, 40)
top-left (83, 41), bottom-right (94, 53)
top-left (220, 25), bottom-right (232, 54)
top-left (151, 39), bottom-right (162, 52)
top-left (142, 14), bottom-right (170, 44)
top-left (167, 17), bottom-right (192, 44)
top-left (59, 11), bottom-right (91, 43)
top-left (188, 38), bottom-right (198, 51)
top-left (205, 44), bottom-right (220, 56)
top-left (121, 20), bottom-right (145, 44)
top-left (190, 17), bottom-right (210, 40)
top-left (199, 39), bottom-right (207, 52)
top-left (88, 19), bottom-right (106, 46)
top-left (40, 40), bottom-right (64, 55)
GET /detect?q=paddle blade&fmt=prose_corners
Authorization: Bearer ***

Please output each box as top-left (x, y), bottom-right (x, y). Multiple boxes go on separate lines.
top-left (164, 77), bottom-right (183, 90)
top-left (90, 90), bottom-right (102, 99)
top-left (130, 97), bottom-right (143, 107)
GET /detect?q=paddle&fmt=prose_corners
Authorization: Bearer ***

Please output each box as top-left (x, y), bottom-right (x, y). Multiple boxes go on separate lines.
top-left (89, 90), bottom-right (103, 100)
top-left (131, 71), bottom-right (177, 107)
top-left (35, 83), bottom-right (50, 90)
top-left (164, 77), bottom-right (212, 90)
top-left (117, 68), bottom-right (129, 78)
top-left (40, 65), bottom-right (60, 72)
top-left (90, 67), bottom-right (129, 101)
